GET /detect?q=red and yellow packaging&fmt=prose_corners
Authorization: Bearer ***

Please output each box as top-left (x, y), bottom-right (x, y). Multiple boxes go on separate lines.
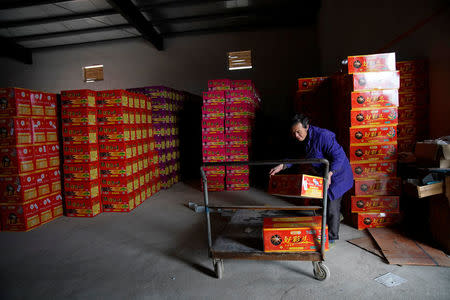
top-left (61, 107), bottom-right (97, 126)
top-left (226, 165), bottom-right (249, 176)
top-left (0, 173), bottom-right (37, 203)
top-left (38, 194), bottom-right (53, 224)
top-left (61, 89), bottom-right (96, 107)
top-left (202, 148), bottom-right (226, 162)
top-left (201, 176), bottom-right (225, 192)
top-left (97, 107), bottom-right (129, 125)
top-left (0, 88), bottom-right (31, 116)
top-left (225, 147), bottom-right (249, 162)
top-left (203, 166), bottom-right (225, 177)
top-left (351, 89), bottom-right (399, 109)
top-left (352, 71), bottom-right (400, 91)
top-left (225, 118), bottom-right (252, 133)
top-left (100, 176), bottom-right (133, 195)
top-left (46, 143), bottom-right (60, 168)
top-left (64, 180), bottom-right (100, 199)
top-left (396, 60), bottom-right (427, 77)
top-left (350, 125), bottom-right (397, 144)
top-left (225, 175), bottom-right (249, 190)
top-left (45, 118), bottom-right (58, 142)
top-left (97, 89), bottom-right (128, 107)
top-left (100, 160), bottom-right (132, 178)
top-left (268, 174), bottom-right (324, 199)
top-left (348, 53), bottom-right (396, 74)
top-left (225, 132), bottom-right (251, 147)
top-left (201, 119), bottom-right (224, 134)
top-left (354, 178), bottom-right (401, 196)
top-left (101, 193), bottom-right (135, 212)
top-left (398, 92), bottom-right (427, 107)
top-left (31, 118), bottom-right (46, 143)
top-left (208, 79), bottom-right (231, 91)
top-left (63, 163), bottom-right (99, 181)
top-left (33, 144), bottom-right (49, 170)
top-left (62, 126), bottom-right (98, 144)
top-left (349, 143), bottom-right (397, 162)
top-left (0, 117), bottom-right (32, 145)
top-left (263, 216), bottom-right (328, 252)
top-left (44, 93), bottom-right (57, 117)
top-left (50, 193), bottom-right (63, 218)
top-left (350, 160), bottom-right (397, 178)
top-left (63, 144), bottom-right (98, 163)
top-left (351, 196), bottom-right (400, 213)
top-left (65, 197), bottom-right (102, 218)
top-left (99, 142), bottom-right (132, 160)
top-left (30, 90), bottom-right (45, 116)
top-left (350, 107), bottom-right (398, 126)
top-left (231, 79), bottom-right (255, 90)
top-left (36, 171), bottom-right (50, 197)
top-left (202, 105), bottom-right (225, 119)
top-left (226, 103), bottom-right (254, 119)
top-left (297, 77), bottom-right (328, 91)
top-left (0, 200), bottom-right (40, 231)
top-left (353, 213), bottom-right (400, 230)
top-left (0, 145), bottom-right (35, 174)
top-left (98, 125), bottom-right (129, 142)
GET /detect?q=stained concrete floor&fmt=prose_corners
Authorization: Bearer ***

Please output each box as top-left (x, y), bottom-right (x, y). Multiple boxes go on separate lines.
top-left (1, 183), bottom-right (449, 299)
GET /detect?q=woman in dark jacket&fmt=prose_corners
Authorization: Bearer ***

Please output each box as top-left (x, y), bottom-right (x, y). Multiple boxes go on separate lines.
top-left (269, 114), bottom-right (354, 243)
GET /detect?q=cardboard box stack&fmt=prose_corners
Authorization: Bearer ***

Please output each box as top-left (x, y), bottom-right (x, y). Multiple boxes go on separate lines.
top-left (396, 60), bottom-right (429, 152)
top-left (61, 89), bottom-right (101, 217)
top-left (0, 88), bottom-right (63, 231)
top-left (202, 79), bottom-right (261, 191)
top-left (346, 53), bottom-right (402, 229)
top-left (128, 86), bottom-right (185, 190)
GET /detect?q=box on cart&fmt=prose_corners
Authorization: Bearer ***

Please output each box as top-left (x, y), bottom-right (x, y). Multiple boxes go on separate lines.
top-left (268, 174), bottom-right (324, 199)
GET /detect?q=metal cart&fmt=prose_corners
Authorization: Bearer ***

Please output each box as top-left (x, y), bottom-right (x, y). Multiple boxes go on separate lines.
top-left (200, 159), bottom-right (331, 281)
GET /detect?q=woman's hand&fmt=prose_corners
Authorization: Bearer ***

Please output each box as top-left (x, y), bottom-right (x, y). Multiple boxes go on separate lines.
top-left (327, 171), bottom-right (333, 189)
top-left (269, 164), bottom-right (284, 176)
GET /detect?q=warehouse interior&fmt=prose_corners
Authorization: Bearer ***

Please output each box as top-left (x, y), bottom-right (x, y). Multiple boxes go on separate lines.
top-left (0, 0), bottom-right (449, 299)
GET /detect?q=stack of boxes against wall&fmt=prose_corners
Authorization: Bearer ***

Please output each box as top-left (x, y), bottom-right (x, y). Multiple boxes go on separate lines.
top-left (128, 86), bottom-right (184, 190)
top-left (61, 90), bottom-right (102, 217)
top-left (202, 79), bottom-right (261, 191)
top-left (0, 88), bottom-right (62, 231)
top-left (396, 60), bottom-right (429, 152)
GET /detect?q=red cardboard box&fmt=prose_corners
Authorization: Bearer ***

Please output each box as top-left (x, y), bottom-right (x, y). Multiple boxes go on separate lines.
top-left (268, 174), bottom-right (324, 199)
top-left (64, 180), bottom-right (100, 199)
top-left (202, 148), bottom-right (226, 162)
top-left (263, 216), bottom-right (329, 252)
top-left (351, 89), bottom-right (399, 108)
top-left (44, 93), bottom-right (57, 117)
top-left (396, 60), bottom-right (427, 77)
top-left (225, 132), bottom-right (251, 147)
top-left (97, 89), bottom-right (128, 107)
top-left (0, 173), bottom-right (37, 203)
top-left (231, 79), bottom-right (255, 91)
top-left (225, 118), bottom-right (252, 133)
top-left (350, 160), bottom-right (397, 178)
top-left (30, 91), bottom-right (45, 116)
top-left (61, 89), bottom-right (96, 108)
top-left (31, 118), bottom-right (46, 143)
top-left (50, 193), bottom-right (63, 218)
top-left (226, 175), bottom-right (250, 190)
top-left (201, 119), bottom-right (224, 134)
top-left (0, 117), bottom-right (32, 145)
top-left (226, 103), bottom-right (254, 119)
top-left (226, 165), bottom-right (249, 176)
top-left (398, 106), bottom-right (427, 123)
top-left (45, 118), bottom-right (58, 142)
top-left (0, 145), bottom-right (35, 174)
top-left (350, 125), bottom-right (397, 145)
top-left (98, 125), bottom-right (129, 142)
top-left (203, 166), bottom-right (225, 177)
top-left (100, 176), bottom-right (133, 195)
top-left (203, 91), bottom-right (226, 105)
top-left (99, 142), bottom-right (132, 160)
top-left (38, 195), bottom-right (53, 224)
top-left (64, 163), bottom-right (99, 181)
top-left (35, 171), bottom-right (50, 197)
top-left (351, 196), bottom-right (400, 213)
top-left (0, 88), bottom-right (31, 116)
top-left (225, 146), bottom-right (249, 162)
top-left (34, 144), bottom-right (49, 170)
top-left (65, 197), bottom-right (102, 217)
top-left (398, 92), bottom-right (427, 107)
top-left (397, 137), bottom-right (416, 152)
top-left (62, 126), bottom-right (98, 144)
top-left (351, 107), bottom-right (398, 126)
top-left (97, 107), bottom-right (129, 125)
top-left (63, 144), bottom-right (98, 163)
top-left (61, 107), bottom-right (97, 126)
top-left (202, 176), bottom-right (225, 192)
top-left (354, 178), bottom-right (401, 196)
top-left (101, 193), bottom-right (135, 212)
top-left (208, 79), bottom-right (231, 91)
top-left (0, 200), bottom-right (40, 231)
top-left (47, 143), bottom-right (60, 168)
top-left (397, 122), bottom-right (419, 139)
top-left (225, 90), bottom-right (255, 104)
top-left (202, 105), bottom-right (225, 119)
top-left (348, 53), bottom-right (396, 74)
top-left (297, 77), bottom-right (328, 92)
top-left (352, 71), bottom-right (400, 91)
top-left (349, 143), bottom-right (397, 162)
top-left (353, 213), bottom-right (400, 230)
top-left (399, 76), bottom-right (428, 93)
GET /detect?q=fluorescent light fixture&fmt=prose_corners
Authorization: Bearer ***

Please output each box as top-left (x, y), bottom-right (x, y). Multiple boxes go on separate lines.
top-left (84, 64), bottom-right (103, 69)
top-left (229, 66), bottom-right (253, 70)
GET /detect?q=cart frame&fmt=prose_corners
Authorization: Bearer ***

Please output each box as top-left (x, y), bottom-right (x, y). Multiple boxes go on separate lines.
top-left (200, 159), bottom-right (331, 280)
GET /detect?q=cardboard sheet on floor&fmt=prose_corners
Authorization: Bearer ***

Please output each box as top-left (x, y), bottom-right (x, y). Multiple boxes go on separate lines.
top-left (347, 236), bottom-right (384, 259)
top-left (368, 228), bottom-right (450, 267)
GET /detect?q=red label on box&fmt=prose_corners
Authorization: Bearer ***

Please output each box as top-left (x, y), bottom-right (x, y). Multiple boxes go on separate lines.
top-left (0, 117), bottom-right (32, 145)
top-left (348, 53), bottom-right (396, 74)
top-left (263, 216), bottom-right (328, 252)
top-left (226, 175), bottom-right (249, 190)
top-left (225, 90), bottom-right (255, 103)
top-left (62, 107), bottom-right (97, 126)
top-left (225, 118), bottom-right (251, 133)
top-left (354, 178), bottom-right (401, 196)
top-left (350, 125), bottom-right (397, 144)
top-left (98, 125), bottom-right (129, 142)
top-left (203, 91), bottom-right (226, 105)
top-left (202, 148), bottom-right (226, 162)
top-left (0, 145), bottom-right (35, 174)
top-left (101, 193), bottom-right (135, 212)
top-left (225, 132), bottom-right (251, 147)
top-left (62, 126), bottom-right (98, 144)
top-left (0, 173), bottom-right (37, 203)
top-left (351, 89), bottom-right (399, 109)
top-left (99, 142), bottom-right (132, 160)
top-left (31, 118), bottom-right (46, 144)
top-left (353, 71), bottom-right (400, 91)
top-left (203, 166), bottom-right (225, 177)
top-left (297, 77), bottom-right (328, 91)
top-left (351, 107), bottom-right (398, 126)
top-left (354, 213), bottom-right (400, 230)
top-left (226, 103), bottom-right (254, 119)
top-left (0, 200), bottom-right (40, 231)
top-left (351, 160), bottom-right (397, 178)
top-left (101, 176), bottom-right (133, 194)
top-left (202, 133), bottom-right (225, 148)
top-left (268, 174), bottom-right (324, 199)
top-left (0, 88), bottom-right (31, 116)
top-left (202, 105), bottom-right (225, 119)
top-left (63, 144), bottom-right (98, 163)
top-left (351, 196), bottom-right (400, 213)
top-left (349, 143), bottom-right (397, 162)
top-left (61, 89), bottom-right (97, 107)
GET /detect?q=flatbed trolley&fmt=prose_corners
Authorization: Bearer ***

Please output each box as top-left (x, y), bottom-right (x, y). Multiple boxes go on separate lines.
top-left (200, 159), bottom-right (331, 280)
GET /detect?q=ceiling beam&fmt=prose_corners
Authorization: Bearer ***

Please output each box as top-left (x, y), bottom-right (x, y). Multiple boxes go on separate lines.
top-left (106, 0), bottom-right (163, 50)
top-left (14, 24), bottom-right (134, 42)
top-left (32, 36), bottom-right (140, 50)
top-left (0, 9), bottom-right (118, 28)
top-left (0, 36), bottom-right (32, 64)
top-left (0, 0), bottom-right (74, 10)
top-left (140, 0), bottom-right (223, 10)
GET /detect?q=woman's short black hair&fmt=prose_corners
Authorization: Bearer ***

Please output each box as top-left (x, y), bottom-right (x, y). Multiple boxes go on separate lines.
top-left (291, 113), bottom-right (310, 129)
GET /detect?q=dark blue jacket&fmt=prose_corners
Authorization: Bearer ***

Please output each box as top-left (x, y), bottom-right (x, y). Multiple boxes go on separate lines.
top-left (286, 125), bottom-right (354, 201)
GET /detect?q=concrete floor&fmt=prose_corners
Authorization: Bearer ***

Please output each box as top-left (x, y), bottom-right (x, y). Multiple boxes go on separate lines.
top-left (1, 183), bottom-right (449, 299)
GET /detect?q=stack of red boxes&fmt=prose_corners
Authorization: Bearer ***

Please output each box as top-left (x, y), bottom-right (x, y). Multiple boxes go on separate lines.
top-left (396, 60), bottom-right (429, 152)
top-left (0, 87), bottom-right (63, 231)
top-left (346, 53), bottom-right (402, 229)
top-left (61, 89), bottom-right (102, 217)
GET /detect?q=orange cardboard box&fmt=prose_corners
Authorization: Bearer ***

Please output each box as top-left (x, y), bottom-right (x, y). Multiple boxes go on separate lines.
top-left (353, 212), bottom-right (400, 230)
top-left (268, 174), bottom-right (324, 199)
top-left (61, 107), bottom-right (97, 127)
top-left (65, 197), bottom-right (102, 218)
top-left (101, 193), bottom-right (135, 212)
top-left (44, 93), bottom-right (57, 117)
top-left (64, 163), bottom-right (98, 182)
top-left (61, 89), bottom-right (96, 108)
top-left (348, 52), bottom-right (396, 74)
top-left (0, 173), bottom-right (37, 203)
top-left (350, 125), bottom-right (397, 145)
top-left (0, 117), bottom-right (32, 145)
top-left (0, 88), bottom-right (31, 116)
top-left (30, 90), bottom-right (46, 116)
top-left (351, 107), bottom-right (398, 126)
top-left (354, 177), bottom-right (401, 196)
top-left (352, 71), bottom-right (400, 91)
top-left (351, 196), bottom-right (400, 213)
top-left (62, 126), bottom-right (98, 144)
top-left (349, 143), bottom-right (397, 162)
top-left (0, 200), bottom-right (40, 231)
top-left (97, 89), bottom-right (128, 107)
top-left (263, 216), bottom-right (328, 252)
top-left (350, 160), bottom-right (397, 179)
top-left (351, 89), bottom-right (399, 108)
top-left (0, 145), bottom-right (35, 174)
top-left (64, 180), bottom-right (100, 200)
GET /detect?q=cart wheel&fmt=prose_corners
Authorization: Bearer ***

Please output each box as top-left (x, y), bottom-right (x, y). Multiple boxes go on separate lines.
top-left (312, 261), bottom-right (330, 281)
top-left (214, 259), bottom-right (224, 279)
